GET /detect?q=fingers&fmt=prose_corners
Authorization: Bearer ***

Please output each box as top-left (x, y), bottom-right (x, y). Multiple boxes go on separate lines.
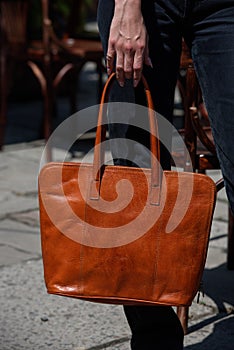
top-left (106, 35), bottom-right (151, 87)
top-left (108, 49), bottom-right (152, 88)
top-left (124, 49), bottom-right (134, 80)
top-left (133, 49), bottom-right (144, 87)
top-left (116, 47), bottom-right (141, 87)
top-left (116, 51), bottom-right (125, 87)
top-left (115, 48), bottom-right (134, 87)
top-left (106, 54), bottom-right (115, 77)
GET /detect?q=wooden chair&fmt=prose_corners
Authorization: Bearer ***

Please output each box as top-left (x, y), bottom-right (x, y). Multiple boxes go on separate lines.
top-left (0, 0), bottom-right (104, 150)
top-left (38, 0), bottom-right (104, 113)
top-left (174, 40), bottom-right (234, 334)
top-left (0, 0), bottom-right (32, 148)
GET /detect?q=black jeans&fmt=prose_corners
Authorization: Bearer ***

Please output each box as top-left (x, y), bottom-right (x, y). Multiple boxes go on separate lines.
top-left (97, 1), bottom-right (234, 349)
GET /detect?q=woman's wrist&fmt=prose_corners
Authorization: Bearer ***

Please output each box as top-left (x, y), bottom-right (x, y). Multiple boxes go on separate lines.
top-left (114, 0), bottom-right (141, 12)
top-left (114, 0), bottom-right (141, 6)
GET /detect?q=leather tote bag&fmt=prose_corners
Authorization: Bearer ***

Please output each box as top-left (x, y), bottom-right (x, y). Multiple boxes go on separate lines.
top-left (38, 73), bottom-right (216, 307)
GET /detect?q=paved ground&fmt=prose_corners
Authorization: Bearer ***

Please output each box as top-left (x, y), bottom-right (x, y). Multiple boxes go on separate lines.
top-left (0, 64), bottom-right (234, 349)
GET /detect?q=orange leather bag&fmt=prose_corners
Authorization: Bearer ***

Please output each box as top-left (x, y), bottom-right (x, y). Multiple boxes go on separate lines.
top-left (38, 74), bottom-right (216, 307)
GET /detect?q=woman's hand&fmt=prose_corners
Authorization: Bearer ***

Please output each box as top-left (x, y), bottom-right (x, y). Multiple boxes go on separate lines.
top-left (106, 0), bottom-right (152, 87)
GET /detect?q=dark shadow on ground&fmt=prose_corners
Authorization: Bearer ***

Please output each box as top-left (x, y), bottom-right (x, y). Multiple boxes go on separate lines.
top-left (185, 262), bottom-right (234, 349)
top-left (186, 314), bottom-right (234, 349)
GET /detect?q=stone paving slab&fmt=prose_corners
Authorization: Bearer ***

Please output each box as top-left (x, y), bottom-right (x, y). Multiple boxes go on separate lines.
top-left (0, 246), bottom-right (37, 267)
top-left (0, 219), bottom-right (41, 266)
top-left (9, 210), bottom-right (40, 228)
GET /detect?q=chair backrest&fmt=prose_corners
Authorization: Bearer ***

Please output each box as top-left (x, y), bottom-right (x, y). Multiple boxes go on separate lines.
top-left (0, 0), bottom-right (29, 55)
top-left (41, 0), bottom-right (82, 37)
top-left (66, 0), bottom-right (85, 38)
top-left (176, 40), bottom-right (218, 171)
top-left (41, 0), bottom-right (99, 40)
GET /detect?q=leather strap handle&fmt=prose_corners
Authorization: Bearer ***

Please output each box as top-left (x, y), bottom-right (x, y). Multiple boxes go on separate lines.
top-left (90, 73), bottom-right (161, 205)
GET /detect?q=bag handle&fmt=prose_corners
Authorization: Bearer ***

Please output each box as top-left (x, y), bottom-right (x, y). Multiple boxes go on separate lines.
top-left (90, 73), bottom-right (161, 205)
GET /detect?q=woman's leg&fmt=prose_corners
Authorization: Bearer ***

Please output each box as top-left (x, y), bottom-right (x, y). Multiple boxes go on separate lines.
top-left (124, 305), bottom-right (184, 350)
top-left (190, 1), bottom-right (234, 213)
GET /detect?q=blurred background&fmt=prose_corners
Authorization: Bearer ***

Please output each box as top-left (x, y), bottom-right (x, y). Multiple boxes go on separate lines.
top-left (0, 0), bottom-right (103, 147)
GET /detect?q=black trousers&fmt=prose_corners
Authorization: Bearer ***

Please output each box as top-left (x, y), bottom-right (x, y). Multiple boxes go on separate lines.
top-left (97, 0), bottom-right (234, 348)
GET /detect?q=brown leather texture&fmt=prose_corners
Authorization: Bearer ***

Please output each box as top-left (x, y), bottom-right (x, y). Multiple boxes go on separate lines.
top-left (39, 74), bottom-right (217, 307)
